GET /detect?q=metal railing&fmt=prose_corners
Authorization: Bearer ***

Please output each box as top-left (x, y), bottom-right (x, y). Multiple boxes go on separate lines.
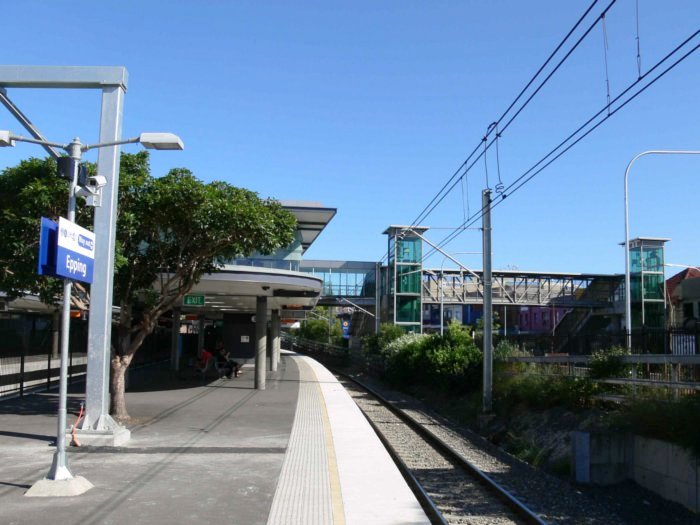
top-left (0, 321), bottom-right (173, 398)
top-left (476, 327), bottom-right (699, 356)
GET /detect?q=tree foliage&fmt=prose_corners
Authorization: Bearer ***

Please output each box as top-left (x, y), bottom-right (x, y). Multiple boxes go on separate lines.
top-left (294, 306), bottom-right (344, 345)
top-left (0, 152), bottom-right (297, 420)
top-left (0, 157), bottom-right (93, 306)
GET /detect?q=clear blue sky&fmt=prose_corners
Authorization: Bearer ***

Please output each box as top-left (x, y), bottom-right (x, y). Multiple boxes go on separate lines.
top-left (2, 1), bottom-right (699, 275)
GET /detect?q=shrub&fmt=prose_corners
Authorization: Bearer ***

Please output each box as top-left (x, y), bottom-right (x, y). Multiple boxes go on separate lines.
top-left (589, 346), bottom-right (630, 379)
top-left (362, 323), bottom-right (404, 355)
top-left (383, 321), bottom-right (482, 395)
top-left (496, 374), bottom-right (595, 413)
top-left (613, 394), bottom-right (700, 459)
top-left (494, 339), bottom-right (520, 362)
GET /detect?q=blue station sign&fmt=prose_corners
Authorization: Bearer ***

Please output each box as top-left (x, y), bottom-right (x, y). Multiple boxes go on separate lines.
top-left (38, 217), bottom-right (96, 284)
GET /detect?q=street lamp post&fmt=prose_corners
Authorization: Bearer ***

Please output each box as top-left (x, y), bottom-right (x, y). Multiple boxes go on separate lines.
top-left (1, 130), bottom-right (182, 490)
top-left (624, 150), bottom-right (700, 351)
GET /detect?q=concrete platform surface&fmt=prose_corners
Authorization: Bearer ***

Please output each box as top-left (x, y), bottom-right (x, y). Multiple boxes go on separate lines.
top-left (0, 352), bottom-right (429, 525)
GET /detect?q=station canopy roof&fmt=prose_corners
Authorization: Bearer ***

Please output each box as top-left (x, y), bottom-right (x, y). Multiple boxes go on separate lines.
top-left (281, 201), bottom-right (336, 254)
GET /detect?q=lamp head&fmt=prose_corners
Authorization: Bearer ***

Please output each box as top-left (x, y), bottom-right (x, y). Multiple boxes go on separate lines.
top-left (0, 131), bottom-right (16, 147)
top-left (138, 132), bottom-right (184, 151)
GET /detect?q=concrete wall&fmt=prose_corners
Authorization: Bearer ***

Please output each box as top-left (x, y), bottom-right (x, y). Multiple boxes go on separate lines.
top-left (632, 436), bottom-right (699, 512)
top-left (573, 431), bottom-right (700, 513)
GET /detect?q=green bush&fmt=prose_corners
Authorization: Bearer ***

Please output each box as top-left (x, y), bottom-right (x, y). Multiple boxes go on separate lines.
top-left (589, 346), bottom-right (630, 379)
top-left (613, 394), bottom-right (700, 459)
top-left (496, 374), bottom-right (595, 412)
top-left (362, 323), bottom-right (404, 355)
top-left (494, 339), bottom-right (520, 362)
top-left (383, 321), bottom-right (482, 394)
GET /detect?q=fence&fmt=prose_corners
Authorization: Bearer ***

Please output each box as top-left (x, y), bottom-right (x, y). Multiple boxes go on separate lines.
top-left (0, 313), bottom-right (173, 399)
top-left (484, 327), bottom-right (699, 356)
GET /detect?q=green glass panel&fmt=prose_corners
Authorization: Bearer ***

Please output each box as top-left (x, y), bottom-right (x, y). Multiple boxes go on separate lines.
top-left (397, 265), bottom-right (421, 293)
top-left (642, 246), bottom-right (664, 272)
top-left (388, 237), bottom-right (395, 265)
top-left (397, 296), bottom-right (420, 323)
top-left (643, 274), bottom-right (664, 300)
top-left (631, 303), bottom-right (643, 330)
top-left (630, 274), bottom-right (642, 303)
top-left (397, 237), bottom-right (421, 263)
top-left (644, 302), bottom-right (665, 328)
top-left (629, 247), bottom-right (642, 273)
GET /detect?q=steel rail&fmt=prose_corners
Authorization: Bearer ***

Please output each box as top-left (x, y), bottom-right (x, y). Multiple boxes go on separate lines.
top-left (338, 373), bottom-right (548, 525)
top-left (359, 408), bottom-right (449, 525)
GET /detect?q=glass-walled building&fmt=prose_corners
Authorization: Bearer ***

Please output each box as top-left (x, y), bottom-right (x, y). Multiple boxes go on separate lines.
top-left (383, 226), bottom-right (428, 333)
top-left (628, 237), bottom-right (669, 329)
top-left (300, 260), bottom-right (377, 298)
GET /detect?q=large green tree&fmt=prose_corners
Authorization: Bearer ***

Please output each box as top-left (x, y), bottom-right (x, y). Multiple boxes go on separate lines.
top-left (0, 157), bottom-right (93, 308)
top-left (0, 152), bottom-right (297, 420)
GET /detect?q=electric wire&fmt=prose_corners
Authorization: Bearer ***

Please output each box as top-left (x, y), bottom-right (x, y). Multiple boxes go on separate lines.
top-left (409, 0), bottom-right (604, 228)
top-left (427, 36), bottom-right (700, 259)
top-left (494, 124), bottom-right (505, 195)
top-left (635, 0), bottom-right (642, 78)
top-left (423, 31), bottom-right (700, 261)
top-left (411, 0), bottom-right (616, 228)
top-left (602, 14), bottom-right (612, 114)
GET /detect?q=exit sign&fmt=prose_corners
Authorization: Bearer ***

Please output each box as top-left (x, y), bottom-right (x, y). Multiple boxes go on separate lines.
top-left (183, 295), bottom-right (205, 306)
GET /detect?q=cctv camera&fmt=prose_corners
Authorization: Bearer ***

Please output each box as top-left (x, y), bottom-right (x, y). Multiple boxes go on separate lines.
top-left (87, 175), bottom-right (107, 188)
top-left (262, 286), bottom-right (270, 291)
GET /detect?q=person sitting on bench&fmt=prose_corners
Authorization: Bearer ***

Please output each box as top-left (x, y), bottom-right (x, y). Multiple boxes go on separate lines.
top-left (215, 341), bottom-right (241, 379)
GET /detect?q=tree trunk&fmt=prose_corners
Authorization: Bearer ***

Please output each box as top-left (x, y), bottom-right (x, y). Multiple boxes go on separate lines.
top-left (110, 354), bottom-right (132, 422)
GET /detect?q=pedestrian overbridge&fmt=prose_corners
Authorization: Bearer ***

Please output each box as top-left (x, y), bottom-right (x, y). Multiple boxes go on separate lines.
top-left (422, 269), bottom-right (623, 308)
top-left (297, 260), bottom-right (622, 311)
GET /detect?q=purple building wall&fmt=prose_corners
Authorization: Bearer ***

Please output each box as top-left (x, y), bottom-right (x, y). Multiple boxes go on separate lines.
top-left (518, 306), bottom-right (569, 333)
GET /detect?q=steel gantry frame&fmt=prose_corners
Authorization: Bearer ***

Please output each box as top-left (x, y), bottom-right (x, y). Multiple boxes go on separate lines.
top-left (0, 65), bottom-right (127, 435)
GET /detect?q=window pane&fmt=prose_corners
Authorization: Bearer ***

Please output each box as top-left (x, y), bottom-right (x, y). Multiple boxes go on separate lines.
top-left (397, 265), bottom-right (421, 293)
top-left (629, 247), bottom-right (642, 273)
top-left (642, 246), bottom-right (664, 272)
top-left (643, 274), bottom-right (664, 300)
top-left (397, 297), bottom-right (420, 323)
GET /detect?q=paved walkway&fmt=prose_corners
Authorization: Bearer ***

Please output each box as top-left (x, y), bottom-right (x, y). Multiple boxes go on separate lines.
top-left (0, 352), bottom-right (428, 525)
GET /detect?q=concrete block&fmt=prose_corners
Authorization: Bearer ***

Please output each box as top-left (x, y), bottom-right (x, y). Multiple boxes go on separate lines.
top-left (69, 426), bottom-right (131, 447)
top-left (25, 476), bottom-right (93, 497)
top-left (572, 431), bottom-right (590, 483)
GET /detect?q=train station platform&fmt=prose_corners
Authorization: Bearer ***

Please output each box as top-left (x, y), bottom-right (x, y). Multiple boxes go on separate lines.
top-left (0, 351), bottom-right (429, 525)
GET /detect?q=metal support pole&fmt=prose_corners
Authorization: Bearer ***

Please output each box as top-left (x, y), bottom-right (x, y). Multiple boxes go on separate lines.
top-left (482, 189), bottom-right (493, 414)
top-left (84, 85), bottom-right (125, 430)
top-left (255, 296), bottom-right (267, 390)
top-left (171, 308), bottom-right (180, 371)
top-left (440, 272), bottom-right (444, 336)
top-left (375, 263), bottom-right (381, 334)
top-left (270, 309), bottom-right (280, 372)
top-left (197, 314), bottom-right (205, 357)
top-left (47, 143), bottom-right (80, 481)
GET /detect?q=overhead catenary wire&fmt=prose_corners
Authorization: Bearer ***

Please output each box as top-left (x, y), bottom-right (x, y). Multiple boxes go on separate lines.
top-left (423, 31), bottom-right (700, 261)
top-left (409, 0), bottom-right (605, 228)
top-left (410, 0), bottom-right (616, 228)
top-left (635, 0), bottom-right (643, 78)
top-left (602, 13), bottom-right (612, 114)
top-left (428, 34), bottom-right (700, 259)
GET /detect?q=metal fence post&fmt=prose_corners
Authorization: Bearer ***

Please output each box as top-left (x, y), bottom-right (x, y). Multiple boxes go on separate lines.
top-left (46, 347), bottom-right (52, 392)
top-left (19, 348), bottom-right (25, 398)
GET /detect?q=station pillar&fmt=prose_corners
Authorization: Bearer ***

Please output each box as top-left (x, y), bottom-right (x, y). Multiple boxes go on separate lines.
top-left (255, 297), bottom-right (267, 390)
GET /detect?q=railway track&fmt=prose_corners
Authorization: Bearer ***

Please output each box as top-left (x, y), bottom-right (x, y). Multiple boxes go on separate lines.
top-left (340, 374), bottom-right (546, 525)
